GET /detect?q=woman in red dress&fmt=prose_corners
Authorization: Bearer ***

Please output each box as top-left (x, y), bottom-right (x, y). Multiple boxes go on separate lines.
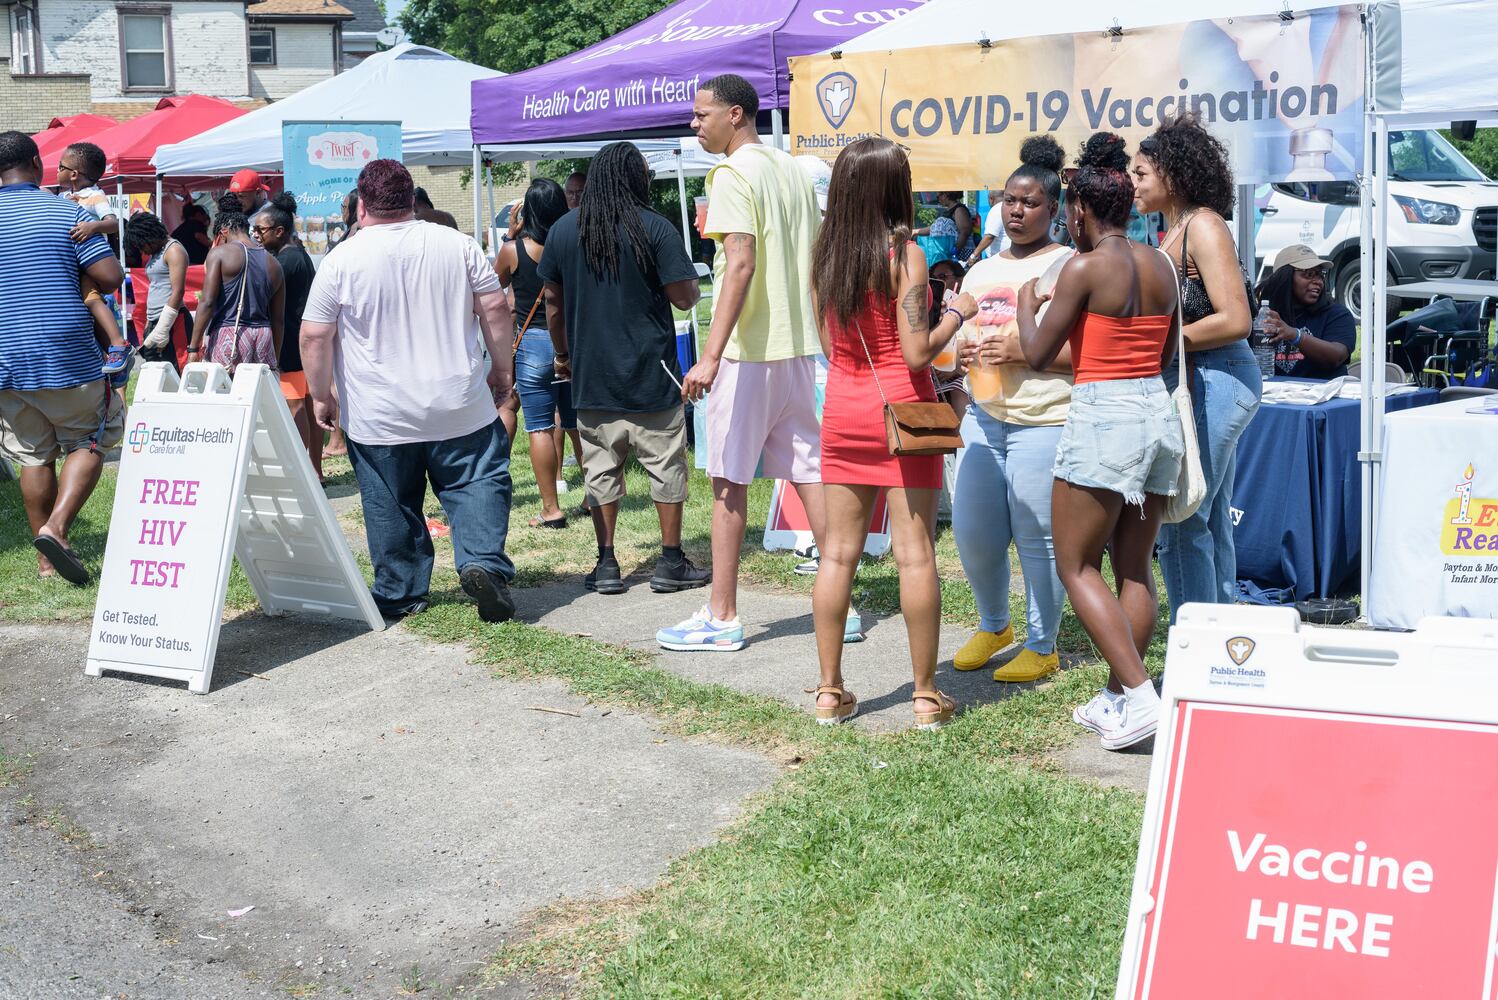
top-left (809, 136), bottom-right (978, 729)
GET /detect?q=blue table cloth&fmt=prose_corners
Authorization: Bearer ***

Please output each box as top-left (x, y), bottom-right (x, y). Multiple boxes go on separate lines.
top-left (1233, 383), bottom-right (1440, 601)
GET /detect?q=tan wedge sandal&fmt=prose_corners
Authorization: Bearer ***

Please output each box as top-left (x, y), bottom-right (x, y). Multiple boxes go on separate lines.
top-left (912, 689), bottom-right (956, 730)
top-left (812, 684), bottom-right (858, 726)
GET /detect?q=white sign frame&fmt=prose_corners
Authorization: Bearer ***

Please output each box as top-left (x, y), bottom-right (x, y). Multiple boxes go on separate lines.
top-left (87, 362), bottom-right (382, 694)
top-left (1116, 603), bottom-right (1498, 999)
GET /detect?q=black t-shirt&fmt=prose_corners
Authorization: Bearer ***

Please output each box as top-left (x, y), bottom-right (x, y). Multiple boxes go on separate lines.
top-left (537, 207), bottom-right (697, 412)
top-left (1274, 300), bottom-right (1356, 379)
top-left (172, 220), bottom-right (209, 264)
top-left (275, 244), bottom-right (315, 373)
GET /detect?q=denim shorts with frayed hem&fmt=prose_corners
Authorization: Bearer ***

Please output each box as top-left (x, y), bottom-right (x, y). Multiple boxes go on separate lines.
top-left (1052, 376), bottom-right (1184, 507)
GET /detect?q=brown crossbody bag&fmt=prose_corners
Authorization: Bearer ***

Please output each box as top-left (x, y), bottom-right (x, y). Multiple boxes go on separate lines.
top-left (852, 320), bottom-right (962, 456)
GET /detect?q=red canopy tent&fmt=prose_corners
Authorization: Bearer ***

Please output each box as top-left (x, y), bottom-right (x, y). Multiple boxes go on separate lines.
top-left (89, 95), bottom-right (247, 181)
top-left (32, 113), bottom-right (119, 185)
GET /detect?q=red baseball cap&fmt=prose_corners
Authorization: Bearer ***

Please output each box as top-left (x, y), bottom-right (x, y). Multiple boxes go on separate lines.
top-left (228, 168), bottom-right (269, 193)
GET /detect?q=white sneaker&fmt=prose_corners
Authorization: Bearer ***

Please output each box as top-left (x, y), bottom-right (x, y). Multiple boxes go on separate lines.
top-left (1098, 687), bottom-right (1160, 751)
top-left (793, 545), bottom-right (820, 576)
top-left (1072, 688), bottom-right (1124, 734)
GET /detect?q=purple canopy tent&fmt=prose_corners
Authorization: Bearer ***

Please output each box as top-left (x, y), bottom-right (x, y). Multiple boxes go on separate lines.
top-left (468, 0), bottom-right (922, 145)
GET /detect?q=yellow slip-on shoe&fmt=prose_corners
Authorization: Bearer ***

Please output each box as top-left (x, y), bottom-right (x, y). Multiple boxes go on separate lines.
top-left (953, 626), bottom-right (1015, 671)
top-left (993, 649), bottom-right (1060, 683)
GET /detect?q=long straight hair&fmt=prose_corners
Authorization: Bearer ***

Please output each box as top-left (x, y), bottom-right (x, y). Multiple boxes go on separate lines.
top-left (811, 137), bottom-right (914, 328)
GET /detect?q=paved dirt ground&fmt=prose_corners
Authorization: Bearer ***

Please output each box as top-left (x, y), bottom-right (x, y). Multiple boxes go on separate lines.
top-left (0, 618), bottom-right (777, 998)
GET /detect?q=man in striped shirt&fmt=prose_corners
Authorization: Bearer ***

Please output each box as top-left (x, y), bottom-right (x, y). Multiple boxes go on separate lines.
top-left (0, 131), bottom-right (125, 585)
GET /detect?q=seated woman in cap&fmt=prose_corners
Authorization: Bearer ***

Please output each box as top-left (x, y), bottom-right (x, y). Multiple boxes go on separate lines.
top-left (1255, 245), bottom-right (1356, 380)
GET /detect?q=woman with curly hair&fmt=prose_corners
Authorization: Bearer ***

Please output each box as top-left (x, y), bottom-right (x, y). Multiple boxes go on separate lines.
top-left (1132, 113), bottom-right (1260, 619)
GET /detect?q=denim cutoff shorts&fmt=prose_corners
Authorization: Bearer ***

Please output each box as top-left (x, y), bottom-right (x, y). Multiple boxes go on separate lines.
top-left (1053, 376), bottom-right (1185, 506)
top-left (514, 326), bottom-right (576, 432)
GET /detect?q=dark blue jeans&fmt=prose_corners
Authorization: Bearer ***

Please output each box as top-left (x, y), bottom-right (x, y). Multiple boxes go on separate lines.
top-left (346, 418), bottom-right (515, 615)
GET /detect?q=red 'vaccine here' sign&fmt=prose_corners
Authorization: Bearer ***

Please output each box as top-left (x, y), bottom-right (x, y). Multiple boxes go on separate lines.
top-left (1133, 703), bottom-right (1498, 998)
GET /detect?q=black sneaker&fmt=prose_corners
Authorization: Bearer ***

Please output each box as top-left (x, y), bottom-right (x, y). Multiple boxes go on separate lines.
top-left (459, 565), bottom-right (515, 623)
top-left (650, 554), bottom-right (711, 593)
top-left (584, 557), bottom-right (626, 595)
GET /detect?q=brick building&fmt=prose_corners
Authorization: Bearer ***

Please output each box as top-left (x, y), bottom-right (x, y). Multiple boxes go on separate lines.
top-left (0, 0), bottom-right (383, 131)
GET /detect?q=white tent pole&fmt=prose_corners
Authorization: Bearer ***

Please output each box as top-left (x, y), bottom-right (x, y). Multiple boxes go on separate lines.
top-left (673, 149), bottom-right (696, 340)
top-left (471, 145), bottom-right (483, 246)
top-left (116, 178), bottom-right (128, 331)
top-left (155, 176), bottom-right (163, 215)
top-left (674, 149), bottom-right (692, 260)
top-left (1235, 183), bottom-right (1254, 282)
top-left (1358, 11), bottom-right (1378, 612)
top-left (485, 162), bottom-right (497, 255)
top-left (771, 107), bottom-right (784, 148)
top-left (1369, 118), bottom-right (1392, 590)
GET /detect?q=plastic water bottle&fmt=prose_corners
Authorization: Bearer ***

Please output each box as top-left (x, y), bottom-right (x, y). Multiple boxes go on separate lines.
top-left (1251, 303), bottom-right (1277, 381)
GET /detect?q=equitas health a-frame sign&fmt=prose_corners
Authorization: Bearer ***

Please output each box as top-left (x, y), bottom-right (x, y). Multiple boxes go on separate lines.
top-left (1116, 604), bottom-right (1498, 998)
top-left (87, 362), bottom-right (382, 693)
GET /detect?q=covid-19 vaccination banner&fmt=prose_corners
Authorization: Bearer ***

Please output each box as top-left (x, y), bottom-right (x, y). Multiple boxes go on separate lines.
top-left (281, 120), bottom-right (402, 255)
top-left (789, 5), bottom-right (1364, 188)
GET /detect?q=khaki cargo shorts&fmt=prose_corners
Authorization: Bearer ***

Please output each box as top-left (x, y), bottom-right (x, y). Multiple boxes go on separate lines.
top-left (576, 406), bottom-right (689, 506)
top-left (0, 380), bottom-right (125, 466)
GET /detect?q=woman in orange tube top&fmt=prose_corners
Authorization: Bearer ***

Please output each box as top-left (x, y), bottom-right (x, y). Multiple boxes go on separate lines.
top-left (1015, 133), bottom-right (1184, 754)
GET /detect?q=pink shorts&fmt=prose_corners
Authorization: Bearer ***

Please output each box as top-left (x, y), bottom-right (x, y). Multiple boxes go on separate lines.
top-left (706, 356), bottom-right (821, 485)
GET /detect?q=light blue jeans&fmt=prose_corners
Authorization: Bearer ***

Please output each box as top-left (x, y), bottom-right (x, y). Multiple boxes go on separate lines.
top-left (1158, 340), bottom-right (1262, 619)
top-left (952, 406), bottom-right (1065, 653)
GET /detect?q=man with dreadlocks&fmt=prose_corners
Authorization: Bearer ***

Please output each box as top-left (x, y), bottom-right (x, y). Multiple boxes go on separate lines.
top-left (539, 142), bottom-right (709, 597)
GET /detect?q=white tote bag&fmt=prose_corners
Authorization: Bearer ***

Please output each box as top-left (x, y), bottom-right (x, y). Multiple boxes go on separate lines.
top-left (1160, 247), bottom-right (1206, 524)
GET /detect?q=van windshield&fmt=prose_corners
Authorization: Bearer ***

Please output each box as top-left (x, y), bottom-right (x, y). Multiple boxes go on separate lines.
top-left (1388, 130), bottom-right (1488, 181)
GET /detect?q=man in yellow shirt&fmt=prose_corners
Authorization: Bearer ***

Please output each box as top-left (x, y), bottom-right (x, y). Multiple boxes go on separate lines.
top-left (661, 74), bottom-right (828, 653)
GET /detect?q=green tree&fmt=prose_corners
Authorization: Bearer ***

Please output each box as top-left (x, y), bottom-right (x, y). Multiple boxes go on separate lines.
top-left (1443, 128), bottom-right (1498, 179)
top-left (400, 0), bottom-right (671, 74)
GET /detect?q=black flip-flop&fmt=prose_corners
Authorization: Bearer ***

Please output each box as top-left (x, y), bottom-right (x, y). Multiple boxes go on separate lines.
top-left (33, 535), bottom-right (90, 586)
top-left (528, 515), bottom-right (568, 530)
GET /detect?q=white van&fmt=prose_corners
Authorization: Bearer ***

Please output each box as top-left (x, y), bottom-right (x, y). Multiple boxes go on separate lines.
top-left (1254, 129), bottom-right (1498, 320)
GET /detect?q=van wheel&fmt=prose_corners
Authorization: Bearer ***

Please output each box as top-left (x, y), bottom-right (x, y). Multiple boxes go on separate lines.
top-left (1335, 259), bottom-right (1403, 323)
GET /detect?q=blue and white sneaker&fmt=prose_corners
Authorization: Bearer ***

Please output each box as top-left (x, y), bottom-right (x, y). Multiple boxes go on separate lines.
top-left (656, 604), bottom-right (745, 652)
top-left (843, 608), bottom-right (864, 644)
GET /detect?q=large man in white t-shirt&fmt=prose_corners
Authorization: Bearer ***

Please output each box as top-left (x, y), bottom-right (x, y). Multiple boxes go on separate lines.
top-left (658, 73), bottom-right (832, 654)
top-left (300, 159), bottom-right (518, 623)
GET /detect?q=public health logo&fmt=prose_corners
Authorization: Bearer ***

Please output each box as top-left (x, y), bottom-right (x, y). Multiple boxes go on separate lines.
top-left (1226, 636), bottom-right (1256, 666)
top-left (817, 71), bottom-right (857, 130)
top-left (128, 421), bottom-right (150, 454)
top-left (1441, 461), bottom-right (1498, 555)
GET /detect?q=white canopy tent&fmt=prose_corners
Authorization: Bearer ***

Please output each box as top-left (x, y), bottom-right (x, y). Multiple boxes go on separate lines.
top-left (1359, 0), bottom-right (1498, 600)
top-left (152, 44), bottom-right (505, 175)
top-left (830, 0), bottom-right (1334, 49)
top-left (150, 42), bottom-right (687, 253)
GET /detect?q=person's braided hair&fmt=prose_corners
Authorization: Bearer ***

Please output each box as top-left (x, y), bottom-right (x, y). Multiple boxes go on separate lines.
top-left (577, 142), bottom-right (654, 280)
top-left (1138, 113), bottom-right (1234, 217)
top-left (124, 211), bottom-right (169, 259)
top-left (213, 207), bottom-right (249, 238)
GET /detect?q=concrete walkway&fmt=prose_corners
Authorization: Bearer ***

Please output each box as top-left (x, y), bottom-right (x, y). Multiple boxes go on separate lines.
top-left (0, 619), bottom-right (775, 998)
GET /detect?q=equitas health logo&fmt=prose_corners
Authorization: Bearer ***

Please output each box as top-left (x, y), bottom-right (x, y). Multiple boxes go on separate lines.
top-left (128, 421), bottom-right (150, 454)
top-left (1440, 463), bottom-right (1498, 555)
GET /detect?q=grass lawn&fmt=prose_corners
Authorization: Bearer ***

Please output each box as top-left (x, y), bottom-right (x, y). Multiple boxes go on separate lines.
top-left (0, 378), bottom-right (1159, 999)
